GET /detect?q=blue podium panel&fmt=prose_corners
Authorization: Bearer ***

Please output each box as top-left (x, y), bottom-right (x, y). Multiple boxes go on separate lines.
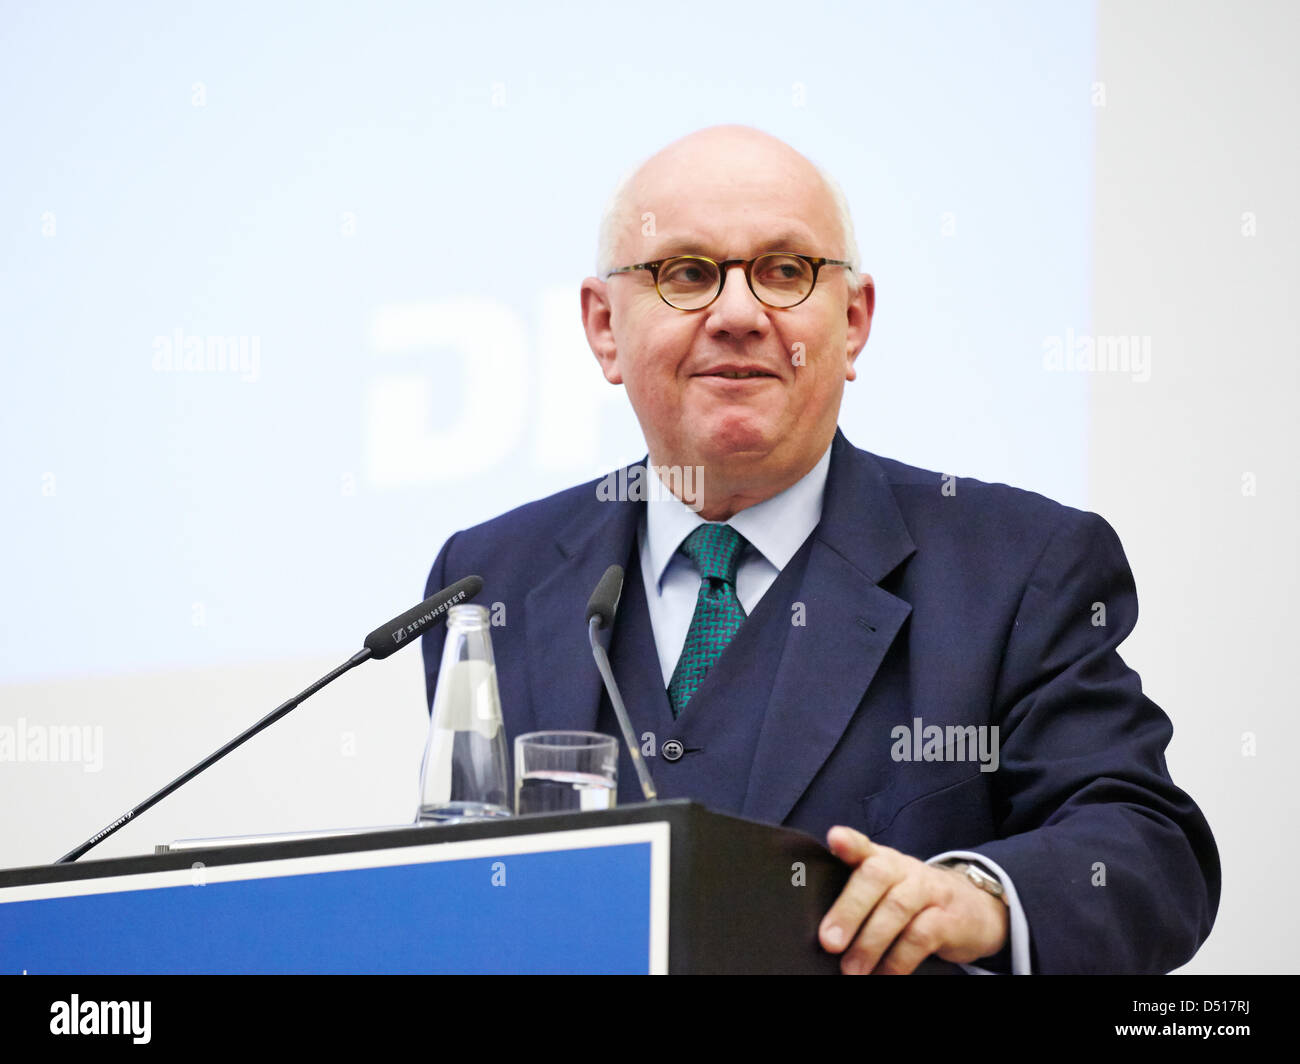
top-left (0, 822), bottom-right (671, 974)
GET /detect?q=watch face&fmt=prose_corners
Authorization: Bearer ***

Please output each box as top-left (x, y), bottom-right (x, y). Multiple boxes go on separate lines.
top-left (941, 860), bottom-right (1005, 901)
top-left (968, 866), bottom-right (1006, 899)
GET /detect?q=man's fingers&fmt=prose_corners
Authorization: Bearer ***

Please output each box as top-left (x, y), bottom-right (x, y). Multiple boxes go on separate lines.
top-left (818, 843), bottom-right (899, 954)
top-left (874, 907), bottom-right (948, 975)
top-left (826, 825), bottom-right (875, 864)
top-left (839, 878), bottom-right (928, 975)
top-left (819, 848), bottom-right (1011, 972)
top-left (872, 906), bottom-right (947, 975)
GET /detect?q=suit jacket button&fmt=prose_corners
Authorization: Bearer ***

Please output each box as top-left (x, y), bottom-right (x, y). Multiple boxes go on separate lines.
top-left (662, 739), bottom-right (684, 761)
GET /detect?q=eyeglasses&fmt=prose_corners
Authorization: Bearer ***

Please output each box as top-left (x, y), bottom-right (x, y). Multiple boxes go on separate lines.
top-left (603, 252), bottom-right (854, 310)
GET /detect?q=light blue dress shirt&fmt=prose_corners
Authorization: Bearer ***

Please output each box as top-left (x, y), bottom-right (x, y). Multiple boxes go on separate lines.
top-left (636, 442), bottom-right (1031, 975)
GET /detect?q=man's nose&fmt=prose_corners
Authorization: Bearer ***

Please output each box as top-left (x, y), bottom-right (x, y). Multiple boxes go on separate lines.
top-left (706, 264), bottom-right (769, 335)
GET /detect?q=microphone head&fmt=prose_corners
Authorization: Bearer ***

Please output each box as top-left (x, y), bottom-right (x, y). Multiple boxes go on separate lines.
top-left (364, 574), bottom-right (484, 660)
top-left (585, 565), bottom-right (625, 630)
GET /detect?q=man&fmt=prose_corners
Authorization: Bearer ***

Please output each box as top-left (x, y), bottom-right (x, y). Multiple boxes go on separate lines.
top-left (422, 125), bottom-right (1219, 974)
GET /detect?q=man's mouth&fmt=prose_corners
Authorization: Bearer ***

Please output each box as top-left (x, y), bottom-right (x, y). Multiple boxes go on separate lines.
top-left (696, 364), bottom-right (780, 380)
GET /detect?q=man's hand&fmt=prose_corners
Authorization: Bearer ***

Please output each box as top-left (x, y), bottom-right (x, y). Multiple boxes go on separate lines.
top-left (819, 826), bottom-right (1010, 974)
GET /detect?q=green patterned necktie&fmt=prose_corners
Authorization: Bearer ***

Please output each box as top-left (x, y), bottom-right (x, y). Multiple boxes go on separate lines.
top-left (667, 523), bottom-right (749, 719)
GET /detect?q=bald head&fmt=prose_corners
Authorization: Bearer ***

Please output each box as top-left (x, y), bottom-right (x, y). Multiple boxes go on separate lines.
top-left (596, 125), bottom-right (860, 294)
top-left (579, 124), bottom-right (876, 520)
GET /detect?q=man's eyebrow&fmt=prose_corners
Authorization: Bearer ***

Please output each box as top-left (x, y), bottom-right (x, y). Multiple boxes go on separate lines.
top-left (645, 231), bottom-right (822, 260)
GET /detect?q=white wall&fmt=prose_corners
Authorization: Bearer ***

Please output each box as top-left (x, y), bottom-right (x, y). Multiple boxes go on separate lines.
top-left (1092, 0), bottom-right (1299, 973)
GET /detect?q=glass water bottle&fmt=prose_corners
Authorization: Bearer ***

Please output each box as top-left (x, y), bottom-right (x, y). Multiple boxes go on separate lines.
top-left (417, 604), bottom-right (511, 822)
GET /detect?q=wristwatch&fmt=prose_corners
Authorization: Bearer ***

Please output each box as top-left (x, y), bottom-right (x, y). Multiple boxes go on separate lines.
top-left (940, 860), bottom-right (1009, 906)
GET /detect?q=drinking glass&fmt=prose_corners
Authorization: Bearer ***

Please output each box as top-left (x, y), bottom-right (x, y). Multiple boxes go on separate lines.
top-left (514, 731), bottom-right (618, 815)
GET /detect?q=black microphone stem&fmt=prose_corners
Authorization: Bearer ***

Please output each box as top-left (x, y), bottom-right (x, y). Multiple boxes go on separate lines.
top-left (55, 649), bottom-right (373, 864)
top-left (54, 576), bottom-right (482, 864)
top-left (588, 618), bottom-right (657, 802)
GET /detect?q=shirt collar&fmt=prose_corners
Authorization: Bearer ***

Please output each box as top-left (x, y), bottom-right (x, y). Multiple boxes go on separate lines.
top-left (643, 442), bottom-right (833, 590)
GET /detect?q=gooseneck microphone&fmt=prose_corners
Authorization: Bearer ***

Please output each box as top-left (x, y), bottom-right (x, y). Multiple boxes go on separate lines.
top-left (364, 576), bottom-right (483, 659)
top-left (586, 565), bottom-right (657, 802)
top-left (55, 575), bottom-right (484, 864)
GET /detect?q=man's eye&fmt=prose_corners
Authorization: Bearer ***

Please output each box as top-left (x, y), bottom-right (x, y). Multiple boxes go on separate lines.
top-left (758, 261), bottom-right (804, 285)
top-left (662, 263), bottom-right (712, 286)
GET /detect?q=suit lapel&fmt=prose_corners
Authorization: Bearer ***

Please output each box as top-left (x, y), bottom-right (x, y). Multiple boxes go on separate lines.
top-left (743, 432), bottom-right (916, 825)
top-left (523, 466), bottom-right (643, 734)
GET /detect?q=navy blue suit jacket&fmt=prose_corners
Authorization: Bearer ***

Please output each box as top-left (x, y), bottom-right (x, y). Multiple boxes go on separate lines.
top-left (423, 429), bottom-right (1219, 974)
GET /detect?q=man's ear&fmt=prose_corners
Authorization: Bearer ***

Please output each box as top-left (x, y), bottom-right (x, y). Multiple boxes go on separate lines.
top-left (844, 273), bottom-right (875, 383)
top-left (581, 277), bottom-right (622, 384)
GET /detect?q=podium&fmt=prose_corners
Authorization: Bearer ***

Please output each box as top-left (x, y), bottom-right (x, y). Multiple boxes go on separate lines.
top-left (0, 801), bottom-right (889, 974)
